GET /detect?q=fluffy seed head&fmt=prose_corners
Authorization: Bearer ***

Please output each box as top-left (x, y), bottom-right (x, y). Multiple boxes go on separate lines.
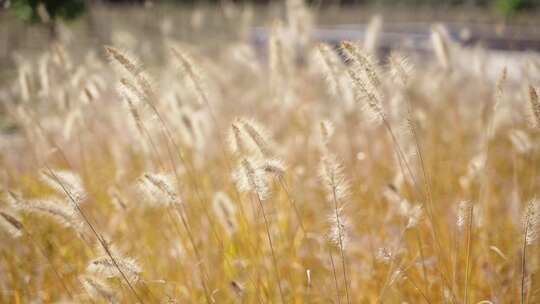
top-left (388, 52), bottom-right (412, 86)
top-left (327, 209), bottom-right (350, 249)
top-left (40, 169), bottom-right (87, 205)
top-left (233, 157), bottom-right (270, 200)
top-left (524, 197), bottom-right (540, 245)
top-left (261, 158), bottom-right (287, 177)
top-left (239, 118), bottom-right (274, 158)
top-left (22, 198), bottom-right (83, 231)
top-left (105, 46), bottom-right (142, 77)
top-left (106, 46), bottom-right (155, 103)
top-left (457, 200), bottom-right (473, 229)
top-left (341, 41), bottom-right (385, 123)
top-left (138, 173), bottom-right (179, 207)
top-left (319, 153), bottom-right (350, 203)
top-left (341, 41), bottom-right (381, 88)
top-left (87, 254), bottom-right (142, 282)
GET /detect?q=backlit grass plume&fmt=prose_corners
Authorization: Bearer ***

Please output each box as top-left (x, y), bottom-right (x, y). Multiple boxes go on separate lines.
top-left (234, 157), bottom-right (270, 201)
top-left (88, 254), bottom-right (142, 283)
top-left (318, 119), bottom-right (352, 304)
top-left (341, 41), bottom-right (385, 123)
top-left (40, 169), bottom-right (87, 205)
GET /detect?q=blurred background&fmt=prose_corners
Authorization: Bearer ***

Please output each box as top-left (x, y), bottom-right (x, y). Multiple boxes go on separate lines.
top-left (1, 0), bottom-right (539, 70)
top-left (1, 0), bottom-right (539, 128)
top-left (0, 0), bottom-right (539, 101)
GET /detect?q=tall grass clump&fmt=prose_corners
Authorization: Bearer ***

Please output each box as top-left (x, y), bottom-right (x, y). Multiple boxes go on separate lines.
top-left (1, 2), bottom-right (540, 303)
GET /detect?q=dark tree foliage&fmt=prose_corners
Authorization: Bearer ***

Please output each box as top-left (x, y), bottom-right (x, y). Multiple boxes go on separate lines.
top-left (11, 0), bottom-right (86, 22)
top-left (495, 0), bottom-right (537, 15)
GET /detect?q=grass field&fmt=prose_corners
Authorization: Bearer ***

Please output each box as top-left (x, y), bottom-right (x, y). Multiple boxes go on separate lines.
top-left (1, 1), bottom-right (540, 303)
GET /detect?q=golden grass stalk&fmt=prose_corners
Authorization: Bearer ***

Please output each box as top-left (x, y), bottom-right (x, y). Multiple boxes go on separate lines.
top-left (107, 48), bottom-right (228, 304)
top-left (346, 41), bottom-right (455, 297)
top-left (238, 157), bottom-right (286, 303)
top-left (232, 118), bottom-right (306, 232)
top-left (108, 47), bottom-right (223, 257)
top-left (521, 197), bottom-right (539, 304)
top-left (171, 48), bottom-right (253, 254)
top-left (318, 127), bottom-right (351, 304)
top-left (461, 201), bottom-right (474, 304)
top-left (3, 191), bottom-right (79, 298)
top-left (42, 166), bottom-right (145, 303)
top-left (528, 85), bottom-right (540, 128)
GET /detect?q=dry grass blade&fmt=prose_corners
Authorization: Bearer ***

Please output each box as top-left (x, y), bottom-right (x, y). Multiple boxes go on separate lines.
top-left (0, 210), bottom-right (24, 238)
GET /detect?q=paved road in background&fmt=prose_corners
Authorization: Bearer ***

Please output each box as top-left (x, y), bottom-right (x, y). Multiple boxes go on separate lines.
top-left (251, 22), bottom-right (540, 53)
